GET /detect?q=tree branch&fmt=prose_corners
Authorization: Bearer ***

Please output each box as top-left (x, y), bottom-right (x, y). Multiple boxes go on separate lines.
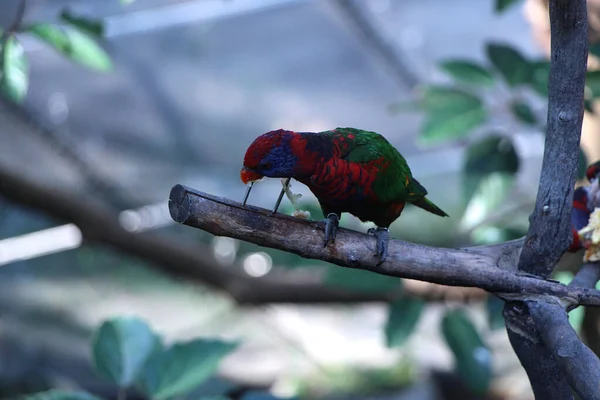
top-left (0, 165), bottom-right (399, 305)
top-left (0, 97), bottom-right (134, 211)
top-left (503, 0), bottom-right (594, 398)
top-left (571, 263), bottom-right (600, 359)
top-left (570, 262), bottom-right (600, 289)
top-left (168, 184), bottom-right (600, 307)
top-left (529, 302), bottom-right (600, 400)
top-left (1, 0), bottom-right (26, 37)
top-left (0, 161), bottom-right (516, 305)
top-left (505, 313), bottom-right (574, 400)
top-left (0, 0), bottom-right (26, 62)
top-left (517, 0), bottom-right (588, 279)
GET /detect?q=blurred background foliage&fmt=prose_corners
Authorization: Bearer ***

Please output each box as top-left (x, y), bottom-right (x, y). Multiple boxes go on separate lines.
top-left (0, 0), bottom-right (598, 399)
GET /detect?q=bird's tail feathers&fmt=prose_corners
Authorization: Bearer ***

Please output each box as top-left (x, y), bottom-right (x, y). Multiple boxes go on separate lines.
top-left (413, 197), bottom-right (449, 217)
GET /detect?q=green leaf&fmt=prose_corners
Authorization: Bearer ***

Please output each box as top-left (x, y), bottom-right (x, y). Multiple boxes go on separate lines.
top-left (60, 11), bottom-right (104, 37)
top-left (420, 107), bottom-right (487, 143)
top-left (324, 267), bottom-right (400, 293)
top-left (385, 298), bottom-right (425, 347)
top-left (585, 99), bottom-right (595, 114)
top-left (92, 316), bottom-right (160, 387)
top-left (495, 0), bottom-right (521, 13)
top-left (529, 61), bottom-right (549, 97)
top-left (419, 108), bottom-right (487, 143)
top-left (591, 43), bottom-right (600, 58)
top-left (510, 100), bottom-right (537, 125)
top-left (23, 390), bottom-right (103, 400)
top-left (27, 24), bottom-right (112, 71)
top-left (460, 173), bottom-right (515, 230)
top-left (486, 43), bottom-right (531, 87)
top-left (418, 87), bottom-right (486, 142)
top-left (138, 338), bottom-right (239, 400)
top-left (579, 149), bottom-right (588, 180)
top-left (438, 60), bottom-right (495, 86)
top-left (441, 309), bottom-right (492, 395)
top-left (0, 35), bottom-right (29, 102)
top-left (462, 134), bottom-right (519, 203)
top-left (587, 70), bottom-right (600, 98)
top-left (486, 295), bottom-right (505, 330)
top-left (179, 377), bottom-right (237, 400)
top-left (420, 86), bottom-right (482, 112)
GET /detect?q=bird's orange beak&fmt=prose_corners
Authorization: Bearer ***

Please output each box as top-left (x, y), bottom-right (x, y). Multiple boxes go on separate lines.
top-left (240, 167), bottom-right (263, 184)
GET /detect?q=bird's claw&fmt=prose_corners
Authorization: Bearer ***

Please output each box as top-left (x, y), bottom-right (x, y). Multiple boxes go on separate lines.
top-left (324, 213), bottom-right (339, 246)
top-left (368, 227), bottom-right (389, 265)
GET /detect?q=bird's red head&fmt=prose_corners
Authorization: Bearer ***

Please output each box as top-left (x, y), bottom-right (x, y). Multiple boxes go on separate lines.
top-left (586, 160), bottom-right (600, 182)
top-left (240, 129), bottom-right (307, 184)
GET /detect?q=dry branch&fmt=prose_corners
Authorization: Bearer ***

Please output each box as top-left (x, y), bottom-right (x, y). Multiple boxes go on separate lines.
top-left (529, 302), bottom-right (600, 400)
top-left (168, 184), bottom-right (600, 307)
top-left (518, 0), bottom-right (588, 279)
top-left (503, 0), bottom-right (600, 398)
top-left (506, 326), bottom-right (573, 399)
top-left (0, 159), bottom-right (508, 305)
top-left (0, 166), bottom-right (399, 305)
top-left (570, 262), bottom-right (600, 289)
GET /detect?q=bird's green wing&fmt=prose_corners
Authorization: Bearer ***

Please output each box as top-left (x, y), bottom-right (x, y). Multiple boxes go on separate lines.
top-left (325, 128), bottom-right (427, 203)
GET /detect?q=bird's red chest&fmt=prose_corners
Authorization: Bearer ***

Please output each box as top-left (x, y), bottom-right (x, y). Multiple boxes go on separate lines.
top-left (305, 157), bottom-right (381, 204)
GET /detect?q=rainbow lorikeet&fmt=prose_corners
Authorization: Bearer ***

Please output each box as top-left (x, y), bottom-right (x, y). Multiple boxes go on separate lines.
top-left (569, 160), bottom-right (600, 252)
top-left (240, 127), bottom-right (449, 264)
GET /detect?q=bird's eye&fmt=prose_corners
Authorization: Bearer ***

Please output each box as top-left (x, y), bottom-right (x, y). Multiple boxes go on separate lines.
top-left (258, 162), bottom-right (272, 170)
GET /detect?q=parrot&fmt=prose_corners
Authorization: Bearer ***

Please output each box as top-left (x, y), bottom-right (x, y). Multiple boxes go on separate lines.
top-left (240, 127), bottom-right (449, 264)
top-left (569, 160), bottom-right (600, 252)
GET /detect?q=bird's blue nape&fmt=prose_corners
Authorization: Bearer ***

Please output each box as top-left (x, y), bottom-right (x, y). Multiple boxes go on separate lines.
top-left (258, 137), bottom-right (299, 177)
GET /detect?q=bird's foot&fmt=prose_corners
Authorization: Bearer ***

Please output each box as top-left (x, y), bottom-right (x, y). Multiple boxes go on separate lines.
top-left (324, 213), bottom-right (339, 246)
top-left (367, 227), bottom-right (389, 265)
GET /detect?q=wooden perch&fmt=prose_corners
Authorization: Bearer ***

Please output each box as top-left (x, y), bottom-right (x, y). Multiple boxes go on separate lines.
top-left (168, 184), bottom-right (600, 308)
top-left (0, 166), bottom-right (400, 305)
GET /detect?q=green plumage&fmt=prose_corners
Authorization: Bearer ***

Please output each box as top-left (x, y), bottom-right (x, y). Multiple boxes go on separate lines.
top-left (310, 127), bottom-right (448, 222)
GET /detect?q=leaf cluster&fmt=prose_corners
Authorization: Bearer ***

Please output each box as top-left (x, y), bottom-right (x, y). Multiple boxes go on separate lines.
top-left (0, 2), bottom-right (130, 102)
top-left (22, 317), bottom-right (292, 400)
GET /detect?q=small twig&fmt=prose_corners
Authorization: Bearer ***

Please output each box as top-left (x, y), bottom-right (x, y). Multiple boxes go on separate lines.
top-left (0, 0), bottom-right (27, 63)
top-left (571, 263), bottom-right (600, 357)
top-left (7, 0), bottom-right (26, 33)
top-left (569, 262), bottom-right (600, 289)
top-left (3, 2), bottom-right (24, 34)
top-left (0, 0), bottom-right (26, 42)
